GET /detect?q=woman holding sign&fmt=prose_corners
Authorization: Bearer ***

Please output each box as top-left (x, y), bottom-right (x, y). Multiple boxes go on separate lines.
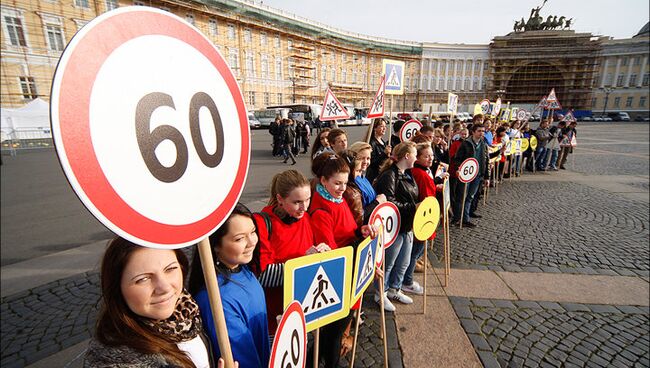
top-left (188, 203), bottom-right (270, 368)
top-left (84, 238), bottom-right (215, 368)
top-left (373, 141), bottom-right (419, 310)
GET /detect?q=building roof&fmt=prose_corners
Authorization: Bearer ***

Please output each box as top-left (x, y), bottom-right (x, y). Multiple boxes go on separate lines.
top-left (634, 22), bottom-right (649, 37)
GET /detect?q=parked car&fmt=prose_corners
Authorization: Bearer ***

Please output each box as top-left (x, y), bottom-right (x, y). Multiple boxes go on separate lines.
top-left (607, 112), bottom-right (630, 121)
top-left (593, 116), bottom-right (603, 122)
top-left (247, 113), bottom-right (261, 129)
top-left (579, 116), bottom-right (593, 122)
top-left (602, 116), bottom-right (613, 122)
top-left (634, 115), bottom-right (649, 122)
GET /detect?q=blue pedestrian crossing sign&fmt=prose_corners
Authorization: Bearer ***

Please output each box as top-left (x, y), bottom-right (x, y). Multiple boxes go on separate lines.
top-left (284, 247), bottom-right (353, 332)
top-left (351, 235), bottom-right (379, 304)
top-left (382, 59), bottom-right (405, 95)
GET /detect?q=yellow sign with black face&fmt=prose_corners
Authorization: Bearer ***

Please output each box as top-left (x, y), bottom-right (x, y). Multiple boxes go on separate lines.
top-left (521, 138), bottom-right (530, 151)
top-left (413, 196), bottom-right (441, 241)
top-left (530, 136), bottom-right (538, 150)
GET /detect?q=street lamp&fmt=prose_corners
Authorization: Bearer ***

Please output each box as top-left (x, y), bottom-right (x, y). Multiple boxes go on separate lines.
top-left (289, 76), bottom-right (297, 103)
top-left (601, 87), bottom-right (613, 118)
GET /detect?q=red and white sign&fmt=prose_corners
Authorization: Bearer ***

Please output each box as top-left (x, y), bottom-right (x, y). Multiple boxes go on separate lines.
top-left (480, 99), bottom-right (491, 115)
top-left (399, 119), bottom-right (422, 142)
top-left (458, 158), bottom-right (479, 183)
top-left (548, 100), bottom-right (562, 110)
top-left (516, 109), bottom-right (527, 121)
top-left (269, 301), bottom-right (307, 368)
top-left (50, 7), bottom-right (250, 248)
top-left (367, 76), bottom-right (386, 119)
top-left (319, 88), bottom-right (350, 121)
top-left (537, 96), bottom-right (548, 109)
top-left (493, 98), bottom-right (502, 117)
top-left (368, 202), bottom-right (400, 250)
top-left (546, 88), bottom-right (558, 103)
top-left (562, 110), bottom-right (576, 123)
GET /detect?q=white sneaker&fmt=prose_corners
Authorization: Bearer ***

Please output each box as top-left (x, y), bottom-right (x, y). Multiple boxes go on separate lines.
top-left (401, 281), bottom-right (424, 295)
top-left (387, 288), bottom-right (413, 304)
top-left (374, 292), bottom-right (396, 312)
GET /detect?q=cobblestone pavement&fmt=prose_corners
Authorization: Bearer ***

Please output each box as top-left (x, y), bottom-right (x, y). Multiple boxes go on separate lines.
top-left (449, 296), bottom-right (650, 368)
top-left (433, 181), bottom-right (650, 277)
top-left (0, 272), bottom-right (397, 368)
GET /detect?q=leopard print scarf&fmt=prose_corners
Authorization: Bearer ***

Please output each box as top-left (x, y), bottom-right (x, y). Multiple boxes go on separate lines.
top-left (142, 289), bottom-right (202, 343)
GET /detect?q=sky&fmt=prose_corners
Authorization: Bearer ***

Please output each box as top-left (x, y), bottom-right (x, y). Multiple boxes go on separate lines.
top-left (260, 0), bottom-right (649, 44)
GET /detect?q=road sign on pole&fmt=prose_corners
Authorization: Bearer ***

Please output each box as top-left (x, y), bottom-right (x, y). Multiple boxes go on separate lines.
top-left (399, 119), bottom-right (422, 142)
top-left (368, 202), bottom-right (400, 249)
top-left (350, 235), bottom-right (379, 304)
top-left (269, 301), bottom-right (307, 368)
top-left (320, 88), bottom-right (350, 121)
top-left (367, 76), bottom-right (386, 119)
top-left (50, 7), bottom-right (250, 249)
top-left (458, 158), bottom-right (479, 183)
top-left (382, 59), bottom-right (405, 95)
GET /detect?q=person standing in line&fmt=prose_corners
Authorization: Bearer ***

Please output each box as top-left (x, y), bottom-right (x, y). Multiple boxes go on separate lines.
top-left (269, 116), bottom-right (282, 157)
top-left (373, 141), bottom-right (419, 311)
top-left (84, 238), bottom-right (218, 368)
top-left (311, 128), bottom-right (333, 160)
top-left (558, 121), bottom-right (577, 169)
top-left (545, 123), bottom-right (561, 171)
top-left (327, 128), bottom-right (349, 155)
top-left (366, 118), bottom-right (391, 184)
top-left (189, 204), bottom-right (270, 368)
top-left (280, 119), bottom-right (297, 165)
top-left (534, 120), bottom-right (551, 171)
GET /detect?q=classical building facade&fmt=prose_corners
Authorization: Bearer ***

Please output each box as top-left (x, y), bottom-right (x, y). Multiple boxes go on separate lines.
top-left (1, 0), bottom-right (648, 118)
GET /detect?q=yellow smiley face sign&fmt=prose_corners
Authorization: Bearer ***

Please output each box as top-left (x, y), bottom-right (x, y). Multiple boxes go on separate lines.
top-left (521, 138), bottom-right (530, 151)
top-left (413, 196), bottom-right (441, 241)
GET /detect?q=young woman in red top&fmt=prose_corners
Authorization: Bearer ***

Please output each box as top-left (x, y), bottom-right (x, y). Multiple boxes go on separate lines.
top-left (308, 153), bottom-right (376, 367)
top-left (254, 170), bottom-right (330, 334)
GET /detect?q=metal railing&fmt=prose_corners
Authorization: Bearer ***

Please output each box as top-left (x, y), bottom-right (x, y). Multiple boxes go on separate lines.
top-left (1, 129), bottom-right (54, 156)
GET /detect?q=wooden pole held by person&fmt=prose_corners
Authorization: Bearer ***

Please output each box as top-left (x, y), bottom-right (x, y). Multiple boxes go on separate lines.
top-left (350, 298), bottom-right (364, 368)
top-left (459, 183), bottom-right (468, 228)
top-left (379, 252), bottom-right (389, 368)
top-left (313, 328), bottom-right (320, 368)
top-left (422, 239), bottom-right (428, 314)
top-left (198, 238), bottom-right (235, 368)
top-left (388, 97), bottom-right (394, 146)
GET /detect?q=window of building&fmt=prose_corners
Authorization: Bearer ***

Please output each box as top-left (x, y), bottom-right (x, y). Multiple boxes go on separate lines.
top-left (640, 96), bottom-right (647, 107)
top-left (3, 15), bottom-right (27, 47)
top-left (74, 0), bottom-right (90, 8)
top-left (321, 65), bottom-right (326, 82)
top-left (331, 67), bottom-right (336, 81)
top-left (287, 40), bottom-right (292, 50)
top-left (243, 28), bottom-right (251, 43)
top-left (245, 52), bottom-right (255, 76)
top-left (613, 97), bottom-right (621, 107)
top-left (473, 79), bottom-right (479, 90)
top-left (605, 74), bottom-right (613, 86)
top-left (208, 19), bottom-right (218, 36)
top-left (228, 48), bottom-right (239, 71)
top-left (341, 69), bottom-right (347, 83)
top-left (264, 92), bottom-right (270, 106)
top-left (622, 57), bottom-right (628, 66)
top-left (616, 75), bottom-right (624, 87)
top-left (642, 73), bottom-right (649, 86)
top-left (629, 74), bottom-right (637, 85)
top-left (260, 32), bottom-right (266, 46)
top-left (227, 24), bottom-right (235, 40)
top-left (591, 97), bottom-right (597, 107)
top-left (463, 79), bottom-right (469, 90)
top-left (405, 77), bottom-right (410, 90)
top-left (105, 0), bottom-right (118, 10)
top-left (277, 93), bottom-right (282, 104)
top-left (353, 71), bottom-right (358, 84)
top-left (275, 35), bottom-right (280, 47)
top-left (45, 24), bottom-right (65, 51)
top-left (261, 54), bottom-right (268, 78)
top-left (275, 58), bottom-right (282, 79)
top-left (625, 97), bottom-right (633, 107)
top-left (422, 60), bottom-right (428, 70)
top-left (634, 57), bottom-right (641, 66)
top-left (19, 76), bottom-right (38, 99)
top-left (185, 14), bottom-right (195, 26)
top-left (248, 91), bottom-right (255, 106)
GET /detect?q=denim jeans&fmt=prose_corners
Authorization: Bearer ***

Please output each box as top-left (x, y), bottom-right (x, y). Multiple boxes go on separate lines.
top-left (403, 240), bottom-right (425, 286)
top-left (548, 149), bottom-right (559, 168)
top-left (457, 178), bottom-right (482, 223)
top-left (382, 231), bottom-right (413, 290)
top-left (535, 147), bottom-right (548, 169)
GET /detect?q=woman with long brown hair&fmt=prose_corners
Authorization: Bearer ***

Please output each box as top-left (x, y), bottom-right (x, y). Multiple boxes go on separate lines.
top-left (84, 237), bottom-right (215, 367)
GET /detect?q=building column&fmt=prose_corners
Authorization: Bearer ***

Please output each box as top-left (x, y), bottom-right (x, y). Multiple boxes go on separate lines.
top-left (419, 59), bottom-right (425, 91)
top-left (600, 58), bottom-right (609, 88)
top-left (470, 59), bottom-right (476, 91)
top-left (444, 59), bottom-right (449, 90)
top-left (435, 59), bottom-right (441, 90)
top-left (637, 56), bottom-right (647, 87)
top-left (613, 57), bottom-right (622, 86)
top-left (478, 60), bottom-right (484, 90)
top-left (460, 59), bottom-right (466, 91)
top-left (624, 57), bottom-right (634, 87)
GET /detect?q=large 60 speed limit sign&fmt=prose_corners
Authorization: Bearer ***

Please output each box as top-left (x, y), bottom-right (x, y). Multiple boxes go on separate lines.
top-left (50, 7), bottom-right (250, 248)
top-left (458, 158), bottom-right (479, 183)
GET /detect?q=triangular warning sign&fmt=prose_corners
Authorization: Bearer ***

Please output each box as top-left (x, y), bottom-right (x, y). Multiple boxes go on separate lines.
top-left (547, 100), bottom-right (562, 110)
top-left (320, 88), bottom-right (350, 121)
top-left (562, 110), bottom-right (576, 122)
top-left (546, 88), bottom-right (558, 103)
top-left (301, 265), bottom-right (341, 315)
top-left (367, 76), bottom-right (386, 118)
top-left (538, 96), bottom-right (548, 109)
top-left (386, 66), bottom-right (401, 88)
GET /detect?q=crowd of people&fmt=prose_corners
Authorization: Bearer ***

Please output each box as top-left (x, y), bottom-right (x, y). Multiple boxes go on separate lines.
top-left (84, 114), bottom-right (577, 368)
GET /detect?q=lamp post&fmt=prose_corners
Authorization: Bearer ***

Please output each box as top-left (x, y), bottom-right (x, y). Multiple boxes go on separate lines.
top-left (601, 87), bottom-right (613, 118)
top-left (289, 76), bottom-right (297, 103)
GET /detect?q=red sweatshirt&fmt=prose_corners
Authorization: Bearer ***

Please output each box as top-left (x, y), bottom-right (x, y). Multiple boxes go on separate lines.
top-left (309, 191), bottom-right (358, 249)
top-left (259, 205), bottom-right (315, 272)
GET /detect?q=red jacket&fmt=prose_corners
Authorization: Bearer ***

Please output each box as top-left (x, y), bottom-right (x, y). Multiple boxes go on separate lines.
top-left (259, 205), bottom-right (315, 272)
top-left (449, 138), bottom-right (463, 176)
top-left (309, 191), bottom-right (358, 249)
top-left (410, 165), bottom-right (438, 240)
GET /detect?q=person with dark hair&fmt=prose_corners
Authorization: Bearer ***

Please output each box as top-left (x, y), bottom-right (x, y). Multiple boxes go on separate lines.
top-left (311, 128), bottom-right (333, 159)
top-left (390, 119), bottom-right (405, 147)
top-left (188, 203), bottom-right (270, 368)
top-left (269, 116), bottom-right (282, 157)
top-left (366, 118), bottom-right (391, 184)
top-left (85, 237), bottom-right (217, 368)
top-left (280, 119), bottom-right (297, 165)
top-left (327, 128), bottom-right (348, 154)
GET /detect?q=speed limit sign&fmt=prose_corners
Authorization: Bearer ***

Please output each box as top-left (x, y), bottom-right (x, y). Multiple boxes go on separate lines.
top-left (399, 119), bottom-right (422, 142)
top-left (458, 158), bottom-right (479, 183)
top-left (480, 99), bottom-right (491, 115)
top-left (517, 109), bottom-right (527, 121)
top-left (50, 7), bottom-right (250, 248)
top-left (269, 301), bottom-right (307, 368)
top-left (368, 202), bottom-right (400, 249)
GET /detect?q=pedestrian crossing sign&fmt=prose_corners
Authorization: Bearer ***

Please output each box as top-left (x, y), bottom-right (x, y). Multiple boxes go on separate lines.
top-left (350, 235), bottom-right (378, 304)
top-left (284, 247), bottom-right (353, 332)
top-left (382, 59), bottom-right (404, 95)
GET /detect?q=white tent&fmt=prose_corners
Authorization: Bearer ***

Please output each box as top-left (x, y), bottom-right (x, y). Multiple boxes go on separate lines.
top-left (1, 98), bottom-right (51, 142)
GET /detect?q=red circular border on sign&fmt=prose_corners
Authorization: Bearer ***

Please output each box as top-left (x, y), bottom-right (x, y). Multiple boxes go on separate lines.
top-left (54, 9), bottom-right (249, 245)
top-left (269, 301), bottom-right (307, 368)
top-left (368, 201), bottom-right (401, 249)
top-left (458, 157), bottom-right (479, 183)
top-left (399, 119), bottom-right (422, 142)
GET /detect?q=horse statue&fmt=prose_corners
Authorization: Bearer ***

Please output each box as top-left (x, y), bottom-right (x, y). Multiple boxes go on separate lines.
top-left (514, 18), bottom-right (526, 32)
top-left (564, 18), bottom-right (573, 29)
top-left (540, 15), bottom-right (553, 30)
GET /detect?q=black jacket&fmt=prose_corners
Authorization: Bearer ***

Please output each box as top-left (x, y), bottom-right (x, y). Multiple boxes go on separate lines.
top-left (367, 136), bottom-right (389, 184)
top-left (373, 165), bottom-right (419, 233)
top-left (452, 137), bottom-right (495, 180)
